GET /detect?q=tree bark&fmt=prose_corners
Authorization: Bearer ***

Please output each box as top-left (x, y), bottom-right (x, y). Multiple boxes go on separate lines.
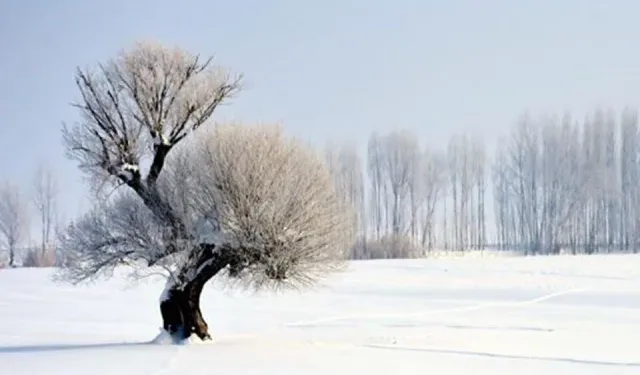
top-left (160, 285), bottom-right (210, 341)
top-left (159, 246), bottom-right (230, 342)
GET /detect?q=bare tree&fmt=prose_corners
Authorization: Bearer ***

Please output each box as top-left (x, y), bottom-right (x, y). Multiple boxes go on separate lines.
top-left (0, 183), bottom-right (29, 267)
top-left (33, 162), bottom-right (58, 256)
top-left (492, 141), bottom-right (510, 249)
top-left (417, 149), bottom-right (446, 250)
top-left (471, 137), bottom-right (487, 250)
top-left (325, 140), bottom-right (366, 258)
top-left (447, 137), bottom-right (461, 250)
top-left (367, 133), bottom-right (385, 240)
top-left (57, 42), bottom-right (353, 342)
top-left (619, 109), bottom-right (639, 252)
top-left (380, 130), bottom-right (419, 237)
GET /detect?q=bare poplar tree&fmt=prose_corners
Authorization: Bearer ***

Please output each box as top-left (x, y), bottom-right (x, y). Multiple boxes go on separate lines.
top-left (492, 142), bottom-right (509, 249)
top-left (325, 140), bottom-right (366, 257)
top-left (471, 136), bottom-right (486, 250)
top-left (459, 136), bottom-right (472, 250)
top-left (0, 183), bottom-right (29, 267)
top-left (33, 162), bottom-right (58, 255)
top-left (367, 133), bottom-right (384, 240)
top-left (619, 108), bottom-right (639, 252)
top-left (603, 110), bottom-right (618, 252)
top-left (57, 42), bottom-right (353, 342)
top-left (447, 137), bottom-right (461, 250)
top-left (417, 149), bottom-right (446, 250)
top-left (380, 130), bottom-right (419, 238)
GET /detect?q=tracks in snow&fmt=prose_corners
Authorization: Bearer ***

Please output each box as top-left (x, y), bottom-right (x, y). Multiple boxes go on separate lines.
top-left (286, 287), bottom-right (591, 327)
top-left (145, 287), bottom-right (640, 371)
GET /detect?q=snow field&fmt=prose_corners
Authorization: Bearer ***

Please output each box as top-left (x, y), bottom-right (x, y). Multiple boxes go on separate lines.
top-left (1, 252), bottom-right (639, 374)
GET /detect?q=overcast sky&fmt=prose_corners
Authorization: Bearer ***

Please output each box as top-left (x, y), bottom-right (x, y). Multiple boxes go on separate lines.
top-left (2, 0), bottom-right (640, 238)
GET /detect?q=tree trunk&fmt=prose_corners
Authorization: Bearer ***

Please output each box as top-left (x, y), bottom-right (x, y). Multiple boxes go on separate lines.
top-left (9, 246), bottom-right (15, 268)
top-left (160, 284), bottom-right (210, 341)
top-left (159, 246), bottom-right (230, 343)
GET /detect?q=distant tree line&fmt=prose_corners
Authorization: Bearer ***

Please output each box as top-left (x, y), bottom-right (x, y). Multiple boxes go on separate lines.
top-left (493, 109), bottom-right (640, 255)
top-left (325, 108), bottom-right (640, 258)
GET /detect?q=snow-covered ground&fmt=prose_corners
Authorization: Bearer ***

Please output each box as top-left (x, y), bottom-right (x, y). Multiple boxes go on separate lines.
top-left (2, 252), bottom-right (640, 374)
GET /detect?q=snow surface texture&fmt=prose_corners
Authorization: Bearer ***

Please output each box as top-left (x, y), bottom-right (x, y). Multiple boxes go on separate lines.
top-left (1, 253), bottom-right (640, 374)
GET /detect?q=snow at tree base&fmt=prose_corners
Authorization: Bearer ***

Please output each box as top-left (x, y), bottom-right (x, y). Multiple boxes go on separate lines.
top-left (2, 252), bottom-right (639, 375)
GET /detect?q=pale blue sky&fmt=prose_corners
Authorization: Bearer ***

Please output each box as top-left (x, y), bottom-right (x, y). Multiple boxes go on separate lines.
top-left (2, 0), bottom-right (640, 239)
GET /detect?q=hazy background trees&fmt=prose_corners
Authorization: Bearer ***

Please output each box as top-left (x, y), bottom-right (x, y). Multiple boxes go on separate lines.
top-left (337, 107), bottom-right (640, 259)
top-left (490, 109), bottom-right (640, 255)
top-left (0, 182), bottom-right (29, 267)
top-left (353, 130), bottom-right (485, 258)
top-left (0, 162), bottom-right (59, 268)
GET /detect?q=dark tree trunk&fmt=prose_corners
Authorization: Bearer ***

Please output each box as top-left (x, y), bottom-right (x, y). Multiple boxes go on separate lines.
top-left (159, 246), bottom-right (230, 343)
top-left (160, 284), bottom-right (210, 341)
top-left (9, 247), bottom-right (15, 268)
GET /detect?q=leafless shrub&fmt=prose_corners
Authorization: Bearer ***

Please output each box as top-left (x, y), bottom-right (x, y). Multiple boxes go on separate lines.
top-left (166, 123), bottom-right (355, 290)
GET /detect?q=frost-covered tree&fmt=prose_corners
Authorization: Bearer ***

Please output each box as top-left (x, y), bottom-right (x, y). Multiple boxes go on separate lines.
top-left (325, 140), bottom-right (366, 257)
top-left (379, 130), bottom-right (419, 237)
top-left (367, 133), bottom-right (385, 240)
top-left (0, 182), bottom-right (29, 267)
top-left (417, 148), bottom-right (446, 250)
top-left (57, 42), bottom-right (353, 342)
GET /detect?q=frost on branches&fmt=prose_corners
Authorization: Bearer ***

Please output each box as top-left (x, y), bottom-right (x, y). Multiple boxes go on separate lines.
top-left (56, 41), bottom-right (354, 343)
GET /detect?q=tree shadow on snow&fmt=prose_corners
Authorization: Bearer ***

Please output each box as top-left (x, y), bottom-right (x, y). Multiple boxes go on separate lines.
top-left (0, 341), bottom-right (152, 354)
